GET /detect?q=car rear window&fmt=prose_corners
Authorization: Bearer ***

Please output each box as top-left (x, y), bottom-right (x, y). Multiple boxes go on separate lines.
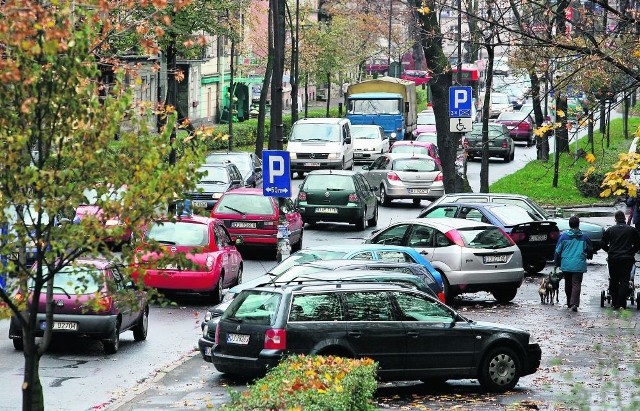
top-left (198, 166), bottom-right (229, 184)
top-left (456, 226), bottom-right (513, 249)
top-left (393, 158), bottom-right (437, 172)
top-left (497, 112), bottom-right (525, 121)
top-left (145, 221), bottom-right (209, 246)
top-left (224, 290), bottom-right (281, 325)
top-left (30, 266), bottom-right (103, 294)
top-left (488, 205), bottom-right (540, 225)
top-left (216, 194), bottom-right (274, 215)
top-left (269, 250), bottom-right (349, 276)
top-left (303, 175), bottom-right (355, 191)
top-left (392, 146), bottom-right (429, 156)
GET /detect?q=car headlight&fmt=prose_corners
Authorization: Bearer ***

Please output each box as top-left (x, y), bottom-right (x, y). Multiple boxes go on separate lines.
top-left (203, 323), bottom-right (209, 338)
top-left (204, 311), bottom-right (212, 322)
top-left (327, 153), bottom-right (340, 160)
top-left (390, 132), bottom-right (397, 138)
top-left (290, 152), bottom-right (297, 160)
top-left (212, 192), bottom-right (222, 199)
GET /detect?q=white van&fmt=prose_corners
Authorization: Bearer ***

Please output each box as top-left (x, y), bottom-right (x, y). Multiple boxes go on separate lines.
top-left (477, 92), bottom-right (513, 119)
top-left (287, 118), bottom-right (354, 177)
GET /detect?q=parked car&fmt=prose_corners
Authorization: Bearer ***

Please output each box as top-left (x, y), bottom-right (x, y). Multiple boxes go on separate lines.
top-left (205, 152), bottom-right (263, 188)
top-left (74, 186), bottom-right (131, 250)
top-left (200, 260), bottom-right (445, 329)
top-left (400, 69), bottom-right (430, 86)
top-left (418, 203), bottom-right (560, 274)
top-left (390, 140), bottom-right (441, 168)
top-left (187, 163), bottom-right (244, 211)
top-left (477, 92), bottom-right (513, 119)
top-left (8, 258), bottom-right (149, 354)
top-left (465, 122), bottom-right (515, 163)
top-left (413, 111), bottom-right (437, 136)
top-left (207, 282), bottom-right (541, 392)
top-left (210, 188), bottom-right (304, 252)
top-left (351, 124), bottom-right (390, 163)
top-left (366, 217), bottom-right (524, 303)
top-left (425, 192), bottom-right (605, 252)
top-left (295, 170), bottom-right (378, 230)
top-left (133, 215), bottom-right (243, 303)
top-left (495, 111), bottom-right (536, 146)
top-left (414, 133), bottom-right (468, 175)
top-left (361, 153), bottom-right (444, 206)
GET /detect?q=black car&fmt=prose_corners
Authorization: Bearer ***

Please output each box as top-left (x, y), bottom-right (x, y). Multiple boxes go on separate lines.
top-left (205, 152), bottom-right (263, 188)
top-left (295, 170), bottom-right (378, 231)
top-left (418, 202), bottom-right (560, 274)
top-left (206, 282), bottom-right (541, 392)
top-left (188, 163), bottom-right (244, 211)
top-left (200, 259), bottom-right (445, 329)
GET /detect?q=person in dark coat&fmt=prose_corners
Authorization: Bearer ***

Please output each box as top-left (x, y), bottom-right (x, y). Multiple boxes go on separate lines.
top-left (601, 210), bottom-right (640, 309)
top-left (554, 216), bottom-right (593, 311)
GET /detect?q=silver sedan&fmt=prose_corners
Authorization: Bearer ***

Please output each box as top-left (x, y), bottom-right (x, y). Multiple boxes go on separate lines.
top-left (361, 152), bottom-right (444, 206)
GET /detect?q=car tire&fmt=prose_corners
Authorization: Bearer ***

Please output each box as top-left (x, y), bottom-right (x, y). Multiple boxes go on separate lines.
top-left (413, 199), bottom-right (421, 206)
top-left (212, 273), bottom-right (224, 304)
top-left (510, 149), bottom-right (515, 161)
top-left (103, 321), bottom-right (121, 354)
top-left (133, 307), bottom-right (149, 342)
top-left (441, 273), bottom-right (455, 305)
top-left (379, 185), bottom-right (392, 206)
top-left (524, 261), bottom-right (546, 275)
top-left (491, 286), bottom-right (518, 303)
top-left (478, 347), bottom-right (521, 392)
top-left (367, 205), bottom-right (378, 227)
top-left (292, 230), bottom-right (303, 252)
top-left (12, 338), bottom-right (23, 351)
top-left (355, 209), bottom-right (366, 231)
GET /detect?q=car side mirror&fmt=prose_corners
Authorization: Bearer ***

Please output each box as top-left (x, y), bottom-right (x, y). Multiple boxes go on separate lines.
top-left (255, 166), bottom-right (262, 173)
top-left (232, 179), bottom-right (242, 185)
top-left (235, 236), bottom-right (245, 247)
top-left (361, 164), bottom-right (370, 171)
top-left (283, 136), bottom-right (289, 144)
top-left (344, 137), bottom-right (351, 145)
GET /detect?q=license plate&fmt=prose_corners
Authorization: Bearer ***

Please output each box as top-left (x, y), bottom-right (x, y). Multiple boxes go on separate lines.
top-left (408, 189), bottom-right (429, 194)
top-left (354, 153), bottom-right (364, 157)
top-left (227, 333), bottom-right (249, 345)
top-left (483, 255), bottom-right (508, 264)
top-left (529, 234), bottom-right (547, 242)
top-left (52, 322), bottom-right (78, 331)
top-left (164, 264), bottom-right (178, 270)
top-left (316, 207), bottom-right (338, 214)
top-left (193, 201), bottom-right (207, 208)
top-left (231, 222), bottom-right (256, 228)
top-left (304, 162), bottom-right (321, 167)
top-left (204, 346), bottom-right (212, 356)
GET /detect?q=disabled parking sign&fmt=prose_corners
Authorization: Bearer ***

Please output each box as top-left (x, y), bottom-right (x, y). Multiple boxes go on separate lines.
top-left (262, 150), bottom-right (291, 198)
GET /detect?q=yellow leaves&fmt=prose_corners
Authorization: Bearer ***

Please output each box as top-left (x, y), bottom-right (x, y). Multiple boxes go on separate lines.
top-left (154, 26), bottom-right (165, 38)
top-left (174, 69), bottom-right (185, 82)
top-left (20, 97), bottom-right (36, 114)
top-left (585, 153), bottom-right (595, 163)
top-left (556, 109), bottom-right (565, 118)
top-left (416, 6), bottom-right (430, 14)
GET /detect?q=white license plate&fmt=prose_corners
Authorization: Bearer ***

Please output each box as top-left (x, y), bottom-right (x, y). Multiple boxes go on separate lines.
top-left (304, 162), bottom-right (321, 167)
top-left (408, 189), bottom-right (429, 194)
top-left (164, 264), bottom-right (178, 270)
top-left (52, 322), bottom-right (78, 331)
top-left (192, 201), bottom-right (208, 208)
top-left (483, 255), bottom-right (508, 264)
top-left (316, 207), bottom-right (338, 214)
top-left (354, 153), bottom-right (364, 157)
top-left (231, 222), bottom-right (256, 228)
top-left (204, 346), bottom-right (212, 356)
top-left (227, 333), bottom-right (249, 345)
top-left (529, 234), bottom-right (547, 242)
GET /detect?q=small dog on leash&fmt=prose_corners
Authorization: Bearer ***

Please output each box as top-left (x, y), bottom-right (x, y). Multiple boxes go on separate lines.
top-left (539, 274), bottom-right (560, 305)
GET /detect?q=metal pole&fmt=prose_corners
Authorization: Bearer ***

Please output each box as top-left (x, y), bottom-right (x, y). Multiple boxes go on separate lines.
top-left (387, 0), bottom-right (392, 72)
top-left (457, 0), bottom-right (462, 82)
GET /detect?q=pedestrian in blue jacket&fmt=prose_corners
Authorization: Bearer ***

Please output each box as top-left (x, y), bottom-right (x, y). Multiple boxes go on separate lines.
top-left (554, 216), bottom-right (593, 311)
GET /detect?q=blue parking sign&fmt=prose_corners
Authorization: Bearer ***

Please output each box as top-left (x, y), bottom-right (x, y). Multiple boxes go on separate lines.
top-left (262, 150), bottom-right (291, 198)
top-left (449, 86), bottom-right (473, 117)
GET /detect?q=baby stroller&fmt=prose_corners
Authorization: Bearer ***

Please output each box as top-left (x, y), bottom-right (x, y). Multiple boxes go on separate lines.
top-left (600, 259), bottom-right (640, 309)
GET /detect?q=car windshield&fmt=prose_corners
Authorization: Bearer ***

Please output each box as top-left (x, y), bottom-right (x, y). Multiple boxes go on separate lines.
top-left (457, 227), bottom-right (512, 249)
top-left (289, 123), bottom-right (340, 142)
top-left (498, 113), bottom-right (526, 121)
top-left (223, 290), bottom-right (281, 325)
top-left (303, 175), bottom-right (355, 191)
top-left (392, 146), bottom-right (429, 156)
top-left (198, 166), bottom-right (229, 184)
top-left (489, 205), bottom-right (540, 225)
top-left (492, 94), bottom-right (510, 104)
top-left (206, 154), bottom-right (252, 174)
top-left (29, 266), bottom-right (103, 294)
top-left (393, 158), bottom-right (437, 172)
top-left (417, 114), bottom-right (436, 125)
top-left (145, 221), bottom-right (209, 246)
top-left (469, 125), bottom-right (506, 139)
top-left (415, 134), bottom-right (437, 145)
top-left (349, 99), bottom-right (401, 115)
top-left (352, 127), bottom-right (380, 139)
top-left (216, 194), bottom-right (274, 215)
top-left (493, 197), bottom-right (548, 218)
top-left (269, 250), bottom-right (349, 276)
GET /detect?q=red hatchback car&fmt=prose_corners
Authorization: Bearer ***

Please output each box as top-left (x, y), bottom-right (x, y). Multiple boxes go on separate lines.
top-left (210, 188), bottom-right (304, 253)
top-left (8, 258), bottom-right (148, 354)
top-left (495, 111), bottom-right (536, 146)
top-left (390, 140), bottom-right (442, 168)
top-left (134, 215), bottom-right (243, 304)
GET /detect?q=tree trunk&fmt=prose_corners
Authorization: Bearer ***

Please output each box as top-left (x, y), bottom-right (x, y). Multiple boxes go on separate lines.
top-left (480, 46), bottom-right (494, 194)
top-left (624, 91), bottom-right (629, 139)
top-left (599, 96), bottom-right (606, 134)
top-left (256, 5), bottom-right (274, 157)
top-left (555, 93), bottom-right (569, 153)
top-left (22, 343), bottom-right (44, 411)
top-left (166, 35), bottom-right (177, 165)
top-left (228, 39), bottom-right (235, 151)
top-left (325, 72), bottom-right (331, 117)
top-left (269, 0), bottom-right (286, 150)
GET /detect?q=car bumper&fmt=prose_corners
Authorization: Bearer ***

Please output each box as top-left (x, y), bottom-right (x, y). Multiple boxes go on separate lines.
top-left (9, 313), bottom-right (117, 339)
top-left (198, 336), bottom-right (215, 363)
top-left (229, 232), bottom-right (277, 247)
top-left (291, 159), bottom-right (344, 172)
top-left (212, 347), bottom-right (282, 377)
top-left (446, 267), bottom-right (524, 288)
top-left (523, 343), bottom-right (542, 376)
top-left (385, 185), bottom-right (445, 200)
top-left (466, 148), bottom-right (510, 157)
top-left (354, 152), bottom-right (382, 163)
top-left (509, 130), bottom-right (531, 140)
top-left (141, 269), bottom-right (218, 292)
top-left (298, 205), bottom-right (365, 223)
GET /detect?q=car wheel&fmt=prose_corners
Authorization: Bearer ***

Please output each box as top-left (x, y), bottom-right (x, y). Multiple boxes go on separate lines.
top-left (524, 261), bottom-right (546, 275)
top-left (379, 185), bottom-right (391, 206)
top-left (413, 199), bottom-right (421, 206)
top-left (103, 321), bottom-right (121, 354)
top-left (367, 204), bottom-right (378, 227)
top-left (441, 273), bottom-right (455, 305)
top-left (212, 273), bottom-right (224, 304)
top-left (133, 307), bottom-right (149, 342)
top-left (292, 230), bottom-right (303, 252)
top-left (478, 347), bottom-right (521, 392)
top-left (12, 338), bottom-right (23, 351)
top-left (503, 151), bottom-right (510, 163)
top-left (510, 149), bottom-right (515, 161)
top-left (355, 209), bottom-right (366, 231)
top-left (491, 286), bottom-right (518, 303)
top-left (236, 264), bottom-right (243, 285)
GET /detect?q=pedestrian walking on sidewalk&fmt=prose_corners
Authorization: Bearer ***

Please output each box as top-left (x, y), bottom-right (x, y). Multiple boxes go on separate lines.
top-left (601, 210), bottom-right (640, 309)
top-left (554, 216), bottom-right (593, 311)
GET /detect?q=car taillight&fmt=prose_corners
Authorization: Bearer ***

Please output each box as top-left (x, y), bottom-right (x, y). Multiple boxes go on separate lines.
top-left (444, 229), bottom-right (466, 247)
top-left (348, 193), bottom-right (358, 202)
top-left (437, 291), bottom-right (446, 303)
top-left (387, 172), bottom-right (401, 181)
top-left (434, 172), bottom-right (443, 182)
top-left (461, 137), bottom-right (469, 149)
top-left (97, 295), bottom-right (113, 312)
top-left (298, 191), bottom-right (307, 201)
top-left (215, 323), bottom-right (220, 344)
top-left (206, 255), bottom-right (215, 269)
top-left (499, 228), bottom-right (516, 245)
top-left (264, 328), bottom-right (287, 350)
top-left (518, 122), bottom-right (529, 130)
top-left (509, 232), bottom-right (526, 243)
top-left (264, 220), bottom-right (277, 226)
top-left (549, 231), bottom-right (560, 240)
top-left (501, 141), bottom-right (508, 148)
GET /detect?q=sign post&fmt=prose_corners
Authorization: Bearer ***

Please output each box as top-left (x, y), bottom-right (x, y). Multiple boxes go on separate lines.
top-left (262, 150), bottom-right (292, 261)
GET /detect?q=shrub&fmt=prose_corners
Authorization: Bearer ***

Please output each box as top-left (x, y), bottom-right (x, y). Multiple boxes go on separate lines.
top-left (574, 169), bottom-right (607, 198)
top-left (221, 355), bottom-right (378, 411)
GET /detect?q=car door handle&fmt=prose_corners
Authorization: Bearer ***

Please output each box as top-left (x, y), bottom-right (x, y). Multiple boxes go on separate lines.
top-left (407, 331), bottom-right (419, 338)
top-left (419, 250), bottom-right (429, 255)
top-left (348, 331), bottom-right (362, 338)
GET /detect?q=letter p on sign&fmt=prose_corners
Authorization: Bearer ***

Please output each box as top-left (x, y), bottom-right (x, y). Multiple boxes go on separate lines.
top-left (454, 90), bottom-right (468, 108)
top-left (269, 156), bottom-right (284, 184)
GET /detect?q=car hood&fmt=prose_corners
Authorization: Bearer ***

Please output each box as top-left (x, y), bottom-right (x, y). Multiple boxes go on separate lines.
top-left (470, 320), bottom-right (529, 337)
top-left (414, 125), bottom-right (436, 134)
top-left (354, 139), bottom-right (381, 150)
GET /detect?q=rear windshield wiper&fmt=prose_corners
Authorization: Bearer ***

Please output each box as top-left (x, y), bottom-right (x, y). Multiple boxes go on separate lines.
top-left (223, 206), bottom-right (246, 215)
top-left (50, 286), bottom-right (71, 299)
top-left (226, 316), bottom-right (243, 323)
top-left (326, 188), bottom-right (345, 191)
top-left (201, 180), bottom-right (228, 184)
